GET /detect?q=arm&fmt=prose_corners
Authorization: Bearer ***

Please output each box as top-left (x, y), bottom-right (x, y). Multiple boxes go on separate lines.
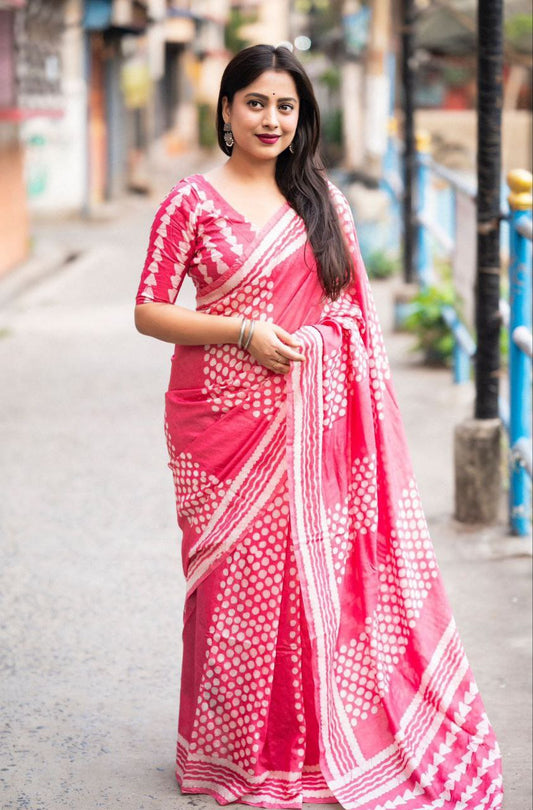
top-left (134, 302), bottom-right (305, 373)
top-left (135, 184), bottom-right (304, 371)
top-left (134, 302), bottom-right (241, 345)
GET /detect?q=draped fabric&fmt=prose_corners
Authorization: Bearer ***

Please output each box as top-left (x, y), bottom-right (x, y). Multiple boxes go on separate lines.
top-left (136, 174), bottom-right (503, 810)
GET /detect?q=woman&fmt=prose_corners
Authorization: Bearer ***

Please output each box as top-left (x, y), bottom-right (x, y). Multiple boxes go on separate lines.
top-left (134, 45), bottom-right (503, 810)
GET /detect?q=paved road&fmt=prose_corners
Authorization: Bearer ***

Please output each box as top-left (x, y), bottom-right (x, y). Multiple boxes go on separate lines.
top-left (0, 179), bottom-right (531, 810)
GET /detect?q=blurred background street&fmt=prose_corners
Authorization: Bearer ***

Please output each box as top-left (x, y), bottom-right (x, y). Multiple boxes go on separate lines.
top-left (0, 1), bottom-right (532, 809)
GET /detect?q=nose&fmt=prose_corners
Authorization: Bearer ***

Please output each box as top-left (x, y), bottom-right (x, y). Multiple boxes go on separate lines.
top-left (262, 104), bottom-right (279, 129)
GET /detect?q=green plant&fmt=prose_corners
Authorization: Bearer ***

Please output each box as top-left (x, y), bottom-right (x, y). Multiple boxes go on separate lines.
top-left (224, 7), bottom-right (258, 54)
top-left (442, 64), bottom-right (471, 87)
top-left (499, 324), bottom-right (509, 369)
top-left (499, 272), bottom-right (510, 368)
top-left (505, 14), bottom-right (533, 52)
top-left (197, 103), bottom-right (217, 149)
top-left (404, 283), bottom-right (457, 366)
top-left (319, 66), bottom-right (341, 93)
top-left (320, 109), bottom-right (343, 165)
top-left (322, 108), bottom-right (342, 145)
top-left (365, 249), bottom-right (400, 280)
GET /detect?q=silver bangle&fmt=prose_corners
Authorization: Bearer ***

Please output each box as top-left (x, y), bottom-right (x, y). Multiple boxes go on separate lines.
top-left (243, 319), bottom-right (256, 351)
top-left (238, 318), bottom-right (248, 348)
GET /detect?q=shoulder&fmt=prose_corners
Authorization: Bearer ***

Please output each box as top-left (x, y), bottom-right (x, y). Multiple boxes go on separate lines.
top-left (158, 174), bottom-right (205, 211)
top-left (151, 175), bottom-right (208, 231)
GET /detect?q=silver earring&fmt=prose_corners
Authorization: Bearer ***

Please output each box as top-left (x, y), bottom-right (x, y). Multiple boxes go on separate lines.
top-left (289, 142), bottom-right (295, 154)
top-left (223, 122), bottom-right (234, 148)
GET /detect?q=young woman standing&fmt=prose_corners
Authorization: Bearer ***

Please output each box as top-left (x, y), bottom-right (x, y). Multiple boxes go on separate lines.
top-left (135, 44), bottom-right (503, 810)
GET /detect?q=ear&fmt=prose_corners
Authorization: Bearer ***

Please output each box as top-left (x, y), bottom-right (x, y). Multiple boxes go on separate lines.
top-left (221, 96), bottom-right (231, 122)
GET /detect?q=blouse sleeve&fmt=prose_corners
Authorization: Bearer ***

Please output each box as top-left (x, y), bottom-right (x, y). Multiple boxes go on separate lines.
top-left (135, 182), bottom-right (199, 305)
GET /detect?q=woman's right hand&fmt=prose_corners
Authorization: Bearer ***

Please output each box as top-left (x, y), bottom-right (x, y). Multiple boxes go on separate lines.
top-left (246, 321), bottom-right (305, 374)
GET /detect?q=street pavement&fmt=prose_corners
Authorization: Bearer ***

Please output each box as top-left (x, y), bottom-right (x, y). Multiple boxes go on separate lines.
top-left (0, 156), bottom-right (531, 810)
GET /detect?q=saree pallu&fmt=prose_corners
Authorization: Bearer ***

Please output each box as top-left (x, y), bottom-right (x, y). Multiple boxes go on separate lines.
top-left (138, 175), bottom-right (503, 810)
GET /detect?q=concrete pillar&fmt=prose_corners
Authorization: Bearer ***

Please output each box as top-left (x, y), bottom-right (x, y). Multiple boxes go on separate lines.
top-left (454, 418), bottom-right (502, 524)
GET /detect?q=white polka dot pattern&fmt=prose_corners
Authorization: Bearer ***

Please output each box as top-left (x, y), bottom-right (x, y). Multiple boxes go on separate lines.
top-left (325, 183), bottom-right (392, 422)
top-left (167, 450), bottom-right (229, 533)
top-left (327, 455), bottom-right (378, 586)
top-left (201, 342), bottom-right (285, 420)
top-left (164, 417), bottom-right (231, 535)
top-left (186, 489), bottom-right (305, 770)
top-left (333, 478), bottom-right (439, 729)
top-left (322, 329), bottom-right (369, 430)
top-left (323, 343), bottom-right (349, 429)
top-left (208, 275), bottom-right (276, 322)
top-left (197, 253), bottom-right (285, 418)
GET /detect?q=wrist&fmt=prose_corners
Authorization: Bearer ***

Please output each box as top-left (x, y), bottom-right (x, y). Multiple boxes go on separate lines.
top-left (229, 316), bottom-right (243, 344)
top-left (242, 319), bottom-right (256, 351)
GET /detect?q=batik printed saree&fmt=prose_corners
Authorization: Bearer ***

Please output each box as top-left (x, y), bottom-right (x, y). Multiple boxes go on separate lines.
top-left (136, 174), bottom-right (503, 809)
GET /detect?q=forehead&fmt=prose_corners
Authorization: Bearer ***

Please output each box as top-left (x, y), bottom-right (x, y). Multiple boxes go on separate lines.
top-left (238, 69), bottom-right (298, 98)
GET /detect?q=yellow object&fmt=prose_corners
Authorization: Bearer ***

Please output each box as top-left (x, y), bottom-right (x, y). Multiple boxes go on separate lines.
top-left (415, 130), bottom-right (431, 153)
top-left (507, 169), bottom-right (533, 211)
top-left (387, 116), bottom-right (398, 136)
top-left (121, 60), bottom-right (152, 109)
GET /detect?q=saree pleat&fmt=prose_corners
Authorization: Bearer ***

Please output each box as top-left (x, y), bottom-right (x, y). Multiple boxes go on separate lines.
top-left (136, 174), bottom-right (504, 809)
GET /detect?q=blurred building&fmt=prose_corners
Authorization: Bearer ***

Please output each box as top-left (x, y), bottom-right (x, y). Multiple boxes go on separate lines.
top-left (234, 0), bottom-right (290, 45)
top-left (0, 0), bottom-right (232, 276)
top-left (413, 0), bottom-right (532, 170)
top-left (0, 0), bottom-right (65, 272)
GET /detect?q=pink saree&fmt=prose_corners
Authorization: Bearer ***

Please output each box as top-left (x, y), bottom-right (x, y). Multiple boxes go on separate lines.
top-left (136, 174), bottom-right (503, 810)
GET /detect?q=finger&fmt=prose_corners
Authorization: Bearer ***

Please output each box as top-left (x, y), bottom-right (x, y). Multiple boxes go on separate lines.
top-left (272, 352), bottom-right (290, 366)
top-left (272, 358), bottom-right (290, 374)
top-left (273, 325), bottom-right (301, 347)
top-left (275, 344), bottom-right (305, 362)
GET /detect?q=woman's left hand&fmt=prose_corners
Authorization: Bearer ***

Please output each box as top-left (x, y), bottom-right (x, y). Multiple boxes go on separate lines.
top-left (246, 321), bottom-right (305, 374)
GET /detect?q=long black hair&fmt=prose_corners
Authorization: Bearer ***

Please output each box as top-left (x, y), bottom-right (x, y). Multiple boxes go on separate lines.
top-left (216, 44), bottom-right (353, 301)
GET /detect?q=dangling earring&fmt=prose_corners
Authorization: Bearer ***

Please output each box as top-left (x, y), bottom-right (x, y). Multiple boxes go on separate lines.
top-left (223, 122), bottom-right (234, 149)
top-left (289, 141), bottom-right (295, 154)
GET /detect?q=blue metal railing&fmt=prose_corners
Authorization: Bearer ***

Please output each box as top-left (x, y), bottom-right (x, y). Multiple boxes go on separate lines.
top-left (507, 185), bottom-right (532, 534)
top-left (382, 133), bottom-right (532, 535)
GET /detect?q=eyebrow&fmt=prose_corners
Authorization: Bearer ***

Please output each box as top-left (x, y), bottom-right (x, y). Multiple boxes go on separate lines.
top-left (244, 92), bottom-right (298, 103)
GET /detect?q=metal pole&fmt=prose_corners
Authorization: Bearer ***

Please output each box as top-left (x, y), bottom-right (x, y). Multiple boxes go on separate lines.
top-left (475, 0), bottom-right (504, 419)
top-left (507, 169), bottom-right (532, 536)
top-left (414, 130), bottom-right (432, 288)
top-left (401, 0), bottom-right (415, 284)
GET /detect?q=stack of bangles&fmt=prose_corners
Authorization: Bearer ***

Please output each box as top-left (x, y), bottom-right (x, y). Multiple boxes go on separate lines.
top-left (238, 318), bottom-right (256, 351)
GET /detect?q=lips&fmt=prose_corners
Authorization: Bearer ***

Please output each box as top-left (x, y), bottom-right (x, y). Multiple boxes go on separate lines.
top-left (256, 135), bottom-right (280, 144)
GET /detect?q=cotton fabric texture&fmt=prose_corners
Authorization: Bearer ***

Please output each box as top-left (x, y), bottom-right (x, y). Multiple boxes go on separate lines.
top-left (135, 174), bottom-right (503, 810)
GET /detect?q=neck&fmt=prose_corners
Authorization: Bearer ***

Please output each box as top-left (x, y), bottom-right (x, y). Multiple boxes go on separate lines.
top-left (224, 149), bottom-right (277, 185)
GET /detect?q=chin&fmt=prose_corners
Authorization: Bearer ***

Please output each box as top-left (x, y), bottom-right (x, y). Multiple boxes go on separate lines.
top-left (234, 140), bottom-right (288, 162)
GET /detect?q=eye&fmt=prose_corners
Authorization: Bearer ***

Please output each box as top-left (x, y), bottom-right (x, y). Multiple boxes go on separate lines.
top-left (247, 99), bottom-right (263, 109)
top-left (279, 104), bottom-right (294, 112)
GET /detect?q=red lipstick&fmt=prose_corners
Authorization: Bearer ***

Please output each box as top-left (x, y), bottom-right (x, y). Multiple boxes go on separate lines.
top-left (256, 135), bottom-right (280, 144)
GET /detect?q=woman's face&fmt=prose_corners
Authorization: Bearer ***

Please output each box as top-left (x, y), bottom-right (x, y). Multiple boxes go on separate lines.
top-left (222, 69), bottom-right (300, 162)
